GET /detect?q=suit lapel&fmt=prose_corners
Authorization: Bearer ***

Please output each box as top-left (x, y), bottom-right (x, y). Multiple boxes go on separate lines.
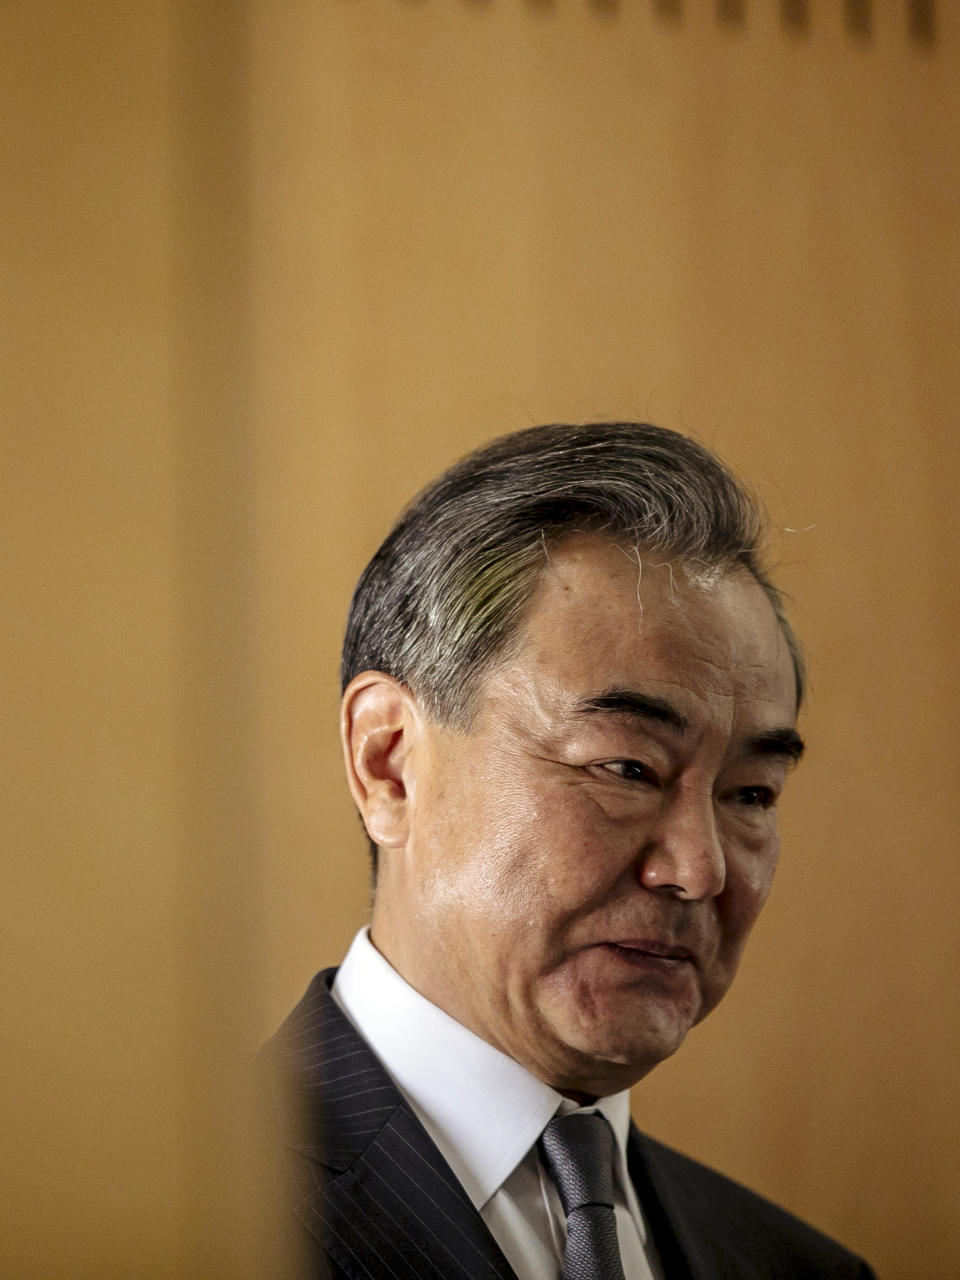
top-left (265, 970), bottom-right (518, 1280)
top-left (309, 1105), bottom-right (520, 1280)
top-left (628, 1127), bottom-right (766, 1280)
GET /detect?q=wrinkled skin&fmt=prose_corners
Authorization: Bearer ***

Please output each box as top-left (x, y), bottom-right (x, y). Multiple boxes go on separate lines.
top-left (363, 533), bottom-right (801, 1098)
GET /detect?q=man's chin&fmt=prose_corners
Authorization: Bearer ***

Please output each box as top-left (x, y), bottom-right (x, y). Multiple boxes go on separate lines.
top-left (540, 1011), bottom-right (694, 1096)
top-left (523, 962), bottom-right (705, 1092)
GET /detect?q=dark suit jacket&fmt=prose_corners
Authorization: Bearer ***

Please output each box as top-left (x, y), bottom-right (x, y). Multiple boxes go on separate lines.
top-left (263, 970), bottom-right (876, 1280)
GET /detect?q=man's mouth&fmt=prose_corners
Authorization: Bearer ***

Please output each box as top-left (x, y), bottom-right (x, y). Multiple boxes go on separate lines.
top-left (601, 939), bottom-right (696, 969)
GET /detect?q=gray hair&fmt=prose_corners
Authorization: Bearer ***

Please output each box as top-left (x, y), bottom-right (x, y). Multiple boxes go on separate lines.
top-left (342, 423), bottom-right (804, 732)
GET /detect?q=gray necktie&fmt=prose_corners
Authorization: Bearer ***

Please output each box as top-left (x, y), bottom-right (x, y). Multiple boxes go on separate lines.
top-left (538, 1112), bottom-right (627, 1280)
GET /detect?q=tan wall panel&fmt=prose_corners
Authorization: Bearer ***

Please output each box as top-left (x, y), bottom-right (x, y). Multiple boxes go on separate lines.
top-left (251, 4), bottom-right (959, 1278)
top-left (3, 3), bottom-right (276, 1275)
top-left (3, 4), bottom-right (183, 1272)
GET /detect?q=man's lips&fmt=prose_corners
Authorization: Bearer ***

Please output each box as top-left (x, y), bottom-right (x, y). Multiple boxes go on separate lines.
top-left (598, 939), bottom-right (697, 967)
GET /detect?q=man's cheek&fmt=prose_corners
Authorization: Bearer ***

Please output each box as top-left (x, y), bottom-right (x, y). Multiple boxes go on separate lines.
top-left (726, 854), bottom-right (778, 922)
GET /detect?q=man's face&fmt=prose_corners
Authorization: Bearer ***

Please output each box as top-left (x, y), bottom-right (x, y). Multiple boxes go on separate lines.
top-left (373, 533), bottom-right (801, 1097)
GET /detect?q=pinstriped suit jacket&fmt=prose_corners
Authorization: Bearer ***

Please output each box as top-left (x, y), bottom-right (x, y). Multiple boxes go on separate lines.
top-left (263, 971), bottom-right (875, 1280)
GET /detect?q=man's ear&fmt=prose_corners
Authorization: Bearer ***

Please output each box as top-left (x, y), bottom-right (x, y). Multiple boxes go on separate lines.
top-left (340, 672), bottom-right (418, 850)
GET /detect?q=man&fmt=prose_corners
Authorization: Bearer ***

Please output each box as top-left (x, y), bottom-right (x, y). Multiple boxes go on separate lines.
top-left (264, 423), bottom-right (874, 1279)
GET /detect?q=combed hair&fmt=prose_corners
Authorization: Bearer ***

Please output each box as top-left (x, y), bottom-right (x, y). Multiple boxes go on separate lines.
top-left (342, 422), bottom-right (804, 732)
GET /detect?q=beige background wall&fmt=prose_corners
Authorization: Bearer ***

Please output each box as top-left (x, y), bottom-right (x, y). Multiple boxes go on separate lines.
top-left (4, 2), bottom-right (957, 1277)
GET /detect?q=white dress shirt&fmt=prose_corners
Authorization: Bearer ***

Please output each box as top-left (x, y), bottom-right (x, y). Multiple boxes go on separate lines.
top-left (332, 928), bottom-right (662, 1280)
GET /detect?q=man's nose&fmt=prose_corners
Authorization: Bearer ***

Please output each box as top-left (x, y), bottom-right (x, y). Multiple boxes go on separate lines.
top-left (636, 788), bottom-right (726, 900)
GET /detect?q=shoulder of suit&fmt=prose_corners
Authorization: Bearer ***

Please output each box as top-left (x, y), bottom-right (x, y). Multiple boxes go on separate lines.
top-left (631, 1127), bottom-right (874, 1277)
top-left (260, 967), bottom-right (408, 1169)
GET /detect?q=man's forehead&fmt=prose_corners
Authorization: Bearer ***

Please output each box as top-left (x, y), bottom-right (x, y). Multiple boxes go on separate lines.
top-left (488, 533), bottom-right (798, 726)
top-left (529, 535), bottom-right (775, 651)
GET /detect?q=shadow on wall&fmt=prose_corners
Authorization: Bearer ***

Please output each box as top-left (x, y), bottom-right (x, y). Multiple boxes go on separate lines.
top-left (515, 0), bottom-right (941, 48)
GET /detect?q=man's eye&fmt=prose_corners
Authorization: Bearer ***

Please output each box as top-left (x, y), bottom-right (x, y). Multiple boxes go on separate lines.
top-left (737, 786), bottom-right (776, 809)
top-left (599, 760), bottom-right (659, 785)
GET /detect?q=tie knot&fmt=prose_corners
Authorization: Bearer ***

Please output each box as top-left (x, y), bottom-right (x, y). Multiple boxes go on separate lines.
top-left (537, 1112), bottom-right (617, 1217)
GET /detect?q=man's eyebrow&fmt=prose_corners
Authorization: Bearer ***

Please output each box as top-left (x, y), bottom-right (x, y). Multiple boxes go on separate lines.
top-left (744, 727), bottom-right (806, 764)
top-left (572, 691), bottom-right (805, 763)
top-left (572, 689), bottom-right (689, 735)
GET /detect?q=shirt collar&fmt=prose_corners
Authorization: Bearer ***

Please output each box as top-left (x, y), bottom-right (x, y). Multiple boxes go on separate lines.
top-left (331, 928), bottom-right (634, 1212)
